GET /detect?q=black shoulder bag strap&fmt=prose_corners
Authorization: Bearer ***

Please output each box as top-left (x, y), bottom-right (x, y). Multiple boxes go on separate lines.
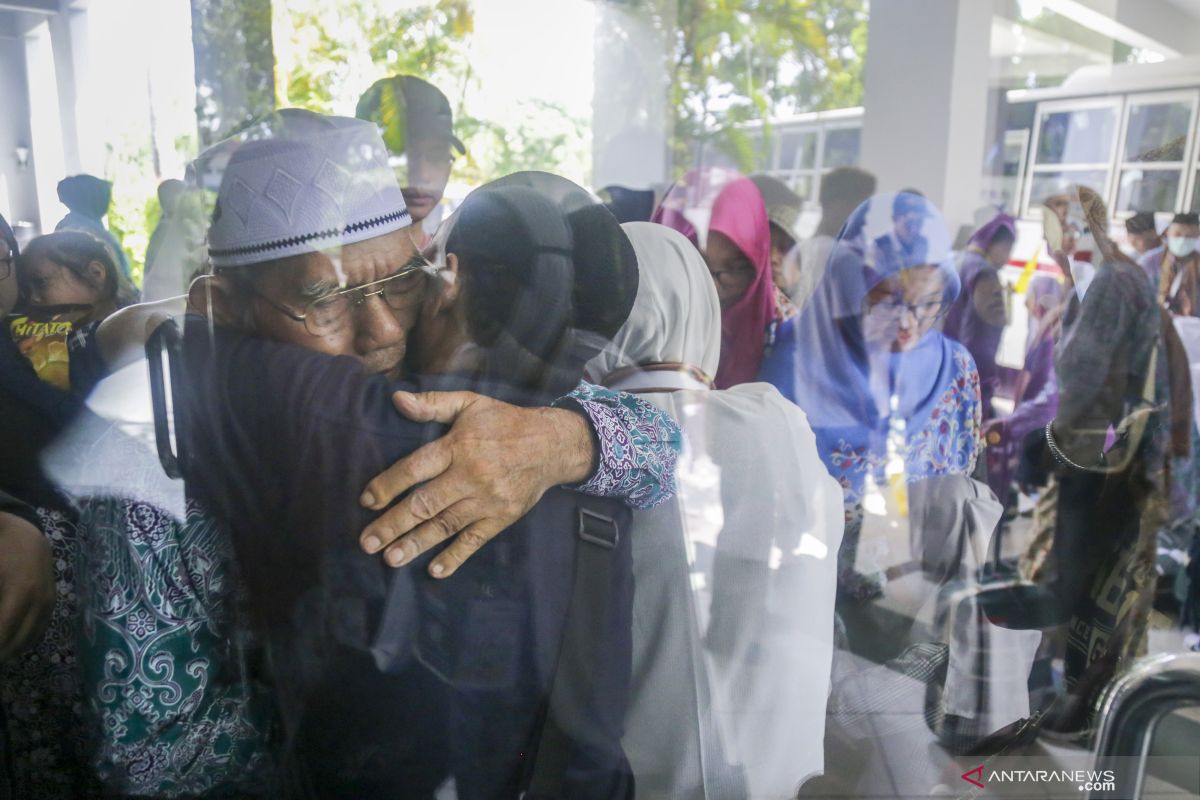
top-left (526, 499), bottom-right (621, 797)
top-left (146, 317), bottom-right (187, 479)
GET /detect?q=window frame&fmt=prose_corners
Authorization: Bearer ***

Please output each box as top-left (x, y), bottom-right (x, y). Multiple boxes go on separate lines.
top-left (1022, 95), bottom-right (1123, 218)
top-left (1111, 88), bottom-right (1198, 218)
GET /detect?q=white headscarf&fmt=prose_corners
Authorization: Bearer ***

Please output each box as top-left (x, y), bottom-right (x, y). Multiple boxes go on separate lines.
top-left (590, 222), bottom-right (844, 798)
top-left (586, 222), bottom-right (720, 388)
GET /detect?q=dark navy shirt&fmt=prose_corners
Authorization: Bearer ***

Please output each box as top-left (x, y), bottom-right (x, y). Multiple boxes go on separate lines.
top-left (176, 318), bottom-right (634, 798)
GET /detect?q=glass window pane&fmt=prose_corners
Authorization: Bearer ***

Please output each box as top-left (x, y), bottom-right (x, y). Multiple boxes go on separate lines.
top-left (1123, 101), bottom-right (1192, 162)
top-left (778, 131), bottom-right (817, 171)
top-left (1027, 170), bottom-right (1110, 213)
top-left (1002, 140), bottom-right (1024, 177)
top-left (1193, 174), bottom-right (1200, 212)
top-left (1035, 107), bottom-right (1118, 165)
top-left (790, 174), bottom-right (814, 200)
top-left (1116, 169), bottom-right (1181, 213)
top-left (823, 127), bottom-right (860, 168)
top-left (798, 133), bottom-right (817, 169)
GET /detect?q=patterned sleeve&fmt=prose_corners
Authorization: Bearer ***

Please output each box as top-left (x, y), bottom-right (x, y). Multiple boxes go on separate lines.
top-left (556, 382), bottom-right (682, 510)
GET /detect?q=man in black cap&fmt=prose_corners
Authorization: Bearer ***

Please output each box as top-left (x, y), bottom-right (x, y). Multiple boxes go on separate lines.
top-left (749, 174), bottom-right (803, 295)
top-left (1125, 211), bottom-right (1161, 257)
top-left (357, 74), bottom-right (466, 231)
top-left (1139, 211), bottom-right (1200, 315)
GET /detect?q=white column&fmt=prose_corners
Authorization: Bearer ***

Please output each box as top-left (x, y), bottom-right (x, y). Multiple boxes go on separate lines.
top-left (0, 32), bottom-right (39, 227)
top-left (47, 7), bottom-right (81, 175)
top-left (859, 0), bottom-right (992, 236)
top-left (591, 0), bottom-right (674, 191)
top-left (23, 17), bottom-right (68, 232)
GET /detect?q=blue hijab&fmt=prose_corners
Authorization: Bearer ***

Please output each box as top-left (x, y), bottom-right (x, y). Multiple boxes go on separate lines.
top-left (762, 192), bottom-right (980, 500)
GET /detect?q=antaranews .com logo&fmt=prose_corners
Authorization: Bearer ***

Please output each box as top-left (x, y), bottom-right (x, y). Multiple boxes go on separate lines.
top-left (941, 755), bottom-right (1198, 798)
top-left (960, 765), bottom-right (1115, 793)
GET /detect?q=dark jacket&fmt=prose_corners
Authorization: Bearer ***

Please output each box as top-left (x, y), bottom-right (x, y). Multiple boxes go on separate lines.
top-left (176, 317), bottom-right (634, 799)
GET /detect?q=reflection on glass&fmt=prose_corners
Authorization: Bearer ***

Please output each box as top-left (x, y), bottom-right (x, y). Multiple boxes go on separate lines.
top-left (823, 127), bottom-right (861, 168)
top-left (1036, 107), bottom-right (1117, 165)
top-left (779, 131), bottom-right (818, 171)
top-left (1117, 169), bottom-right (1181, 213)
top-left (1026, 170), bottom-right (1109, 215)
top-left (790, 174), bottom-right (813, 200)
top-left (1123, 101), bottom-right (1192, 162)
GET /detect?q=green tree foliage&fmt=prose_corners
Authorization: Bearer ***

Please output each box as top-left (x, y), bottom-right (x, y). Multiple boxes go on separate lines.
top-left (620, 0), bottom-right (867, 173)
top-left (276, 0), bottom-right (474, 115)
top-left (221, 0), bottom-right (865, 187)
top-left (190, 0), bottom-right (277, 146)
top-left (276, 0), bottom-right (586, 184)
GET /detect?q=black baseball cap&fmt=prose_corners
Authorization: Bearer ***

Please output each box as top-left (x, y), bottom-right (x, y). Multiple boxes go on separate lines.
top-left (1125, 211), bottom-right (1157, 234)
top-left (357, 74), bottom-right (466, 156)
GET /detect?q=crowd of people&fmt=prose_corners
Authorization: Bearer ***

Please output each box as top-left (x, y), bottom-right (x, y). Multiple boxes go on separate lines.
top-left (1, 69), bottom-right (1199, 800)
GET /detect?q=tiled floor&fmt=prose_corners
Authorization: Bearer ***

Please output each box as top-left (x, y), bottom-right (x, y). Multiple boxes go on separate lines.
top-left (797, 508), bottom-right (1200, 799)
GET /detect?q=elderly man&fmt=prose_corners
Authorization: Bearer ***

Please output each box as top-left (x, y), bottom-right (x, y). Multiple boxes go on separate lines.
top-left (176, 110), bottom-right (676, 796)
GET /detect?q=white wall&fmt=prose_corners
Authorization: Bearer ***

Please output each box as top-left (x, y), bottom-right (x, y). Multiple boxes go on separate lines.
top-left (860, 0), bottom-right (992, 235)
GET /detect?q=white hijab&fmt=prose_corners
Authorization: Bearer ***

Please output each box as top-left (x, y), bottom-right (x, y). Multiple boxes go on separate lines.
top-left (589, 222), bottom-right (844, 799)
top-left (586, 222), bottom-right (720, 389)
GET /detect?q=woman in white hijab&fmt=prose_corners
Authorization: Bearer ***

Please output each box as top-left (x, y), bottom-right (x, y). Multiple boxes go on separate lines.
top-left (587, 222), bottom-right (844, 799)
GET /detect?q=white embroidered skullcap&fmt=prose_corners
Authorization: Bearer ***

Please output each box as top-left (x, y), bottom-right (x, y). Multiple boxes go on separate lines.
top-left (206, 109), bottom-right (411, 268)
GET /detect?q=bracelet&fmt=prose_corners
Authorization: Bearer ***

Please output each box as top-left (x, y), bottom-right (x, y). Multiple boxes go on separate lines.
top-left (1044, 422), bottom-right (1090, 472)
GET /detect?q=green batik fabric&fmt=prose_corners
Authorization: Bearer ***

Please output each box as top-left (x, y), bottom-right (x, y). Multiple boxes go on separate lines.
top-left (77, 497), bottom-right (273, 797)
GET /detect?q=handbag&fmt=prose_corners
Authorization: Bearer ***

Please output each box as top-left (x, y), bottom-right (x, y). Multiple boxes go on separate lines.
top-left (1046, 337), bottom-right (1161, 476)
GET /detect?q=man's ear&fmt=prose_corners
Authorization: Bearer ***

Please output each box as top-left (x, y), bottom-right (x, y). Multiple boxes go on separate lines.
top-left (427, 252), bottom-right (461, 316)
top-left (187, 273), bottom-right (251, 329)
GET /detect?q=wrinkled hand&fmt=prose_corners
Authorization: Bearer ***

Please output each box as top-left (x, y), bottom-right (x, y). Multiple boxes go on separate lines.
top-left (359, 391), bottom-right (594, 578)
top-left (0, 512), bottom-right (55, 662)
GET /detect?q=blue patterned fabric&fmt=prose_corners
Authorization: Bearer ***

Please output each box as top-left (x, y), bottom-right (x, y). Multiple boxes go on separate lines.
top-left (819, 346), bottom-right (982, 506)
top-left (565, 382), bottom-right (682, 509)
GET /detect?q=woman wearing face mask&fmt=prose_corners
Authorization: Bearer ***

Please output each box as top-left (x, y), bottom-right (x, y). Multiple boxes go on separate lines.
top-left (943, 214), bottom-right (1016, 421)
top-left (1138, 211), bottom-right (1200, 316)
top-left (760, 192), bottom-right (983, 602)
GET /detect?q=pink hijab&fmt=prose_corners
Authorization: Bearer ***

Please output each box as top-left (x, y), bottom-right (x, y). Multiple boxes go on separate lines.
top-left (709, 177), bottom-right (776, 388)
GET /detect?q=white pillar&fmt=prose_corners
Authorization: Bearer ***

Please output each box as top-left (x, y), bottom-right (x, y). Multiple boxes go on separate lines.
top-left (591, 0), bottom-right (673, 191)
top-left (0, 32), bottom-right (39, 228)
top-left (47, 7), bottom-right (81, 175)
top-left (23, 18), bottom-right (68, 232)
top-left (859, 0), bottom-right (992, 236)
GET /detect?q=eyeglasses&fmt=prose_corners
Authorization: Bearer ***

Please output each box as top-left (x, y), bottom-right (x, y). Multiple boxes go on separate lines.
top-left (0, 251), bottom-right (12, 282)
top-left (865, 297), bottom-right (949, 323)
top-left (709, 265), bottom-right (755, 289)
top-left (252, 258), bottom-right (433, 336)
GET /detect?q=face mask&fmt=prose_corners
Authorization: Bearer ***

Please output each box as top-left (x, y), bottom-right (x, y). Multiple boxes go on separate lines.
top-left (1168, 237), bottom-right (1198, 259)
